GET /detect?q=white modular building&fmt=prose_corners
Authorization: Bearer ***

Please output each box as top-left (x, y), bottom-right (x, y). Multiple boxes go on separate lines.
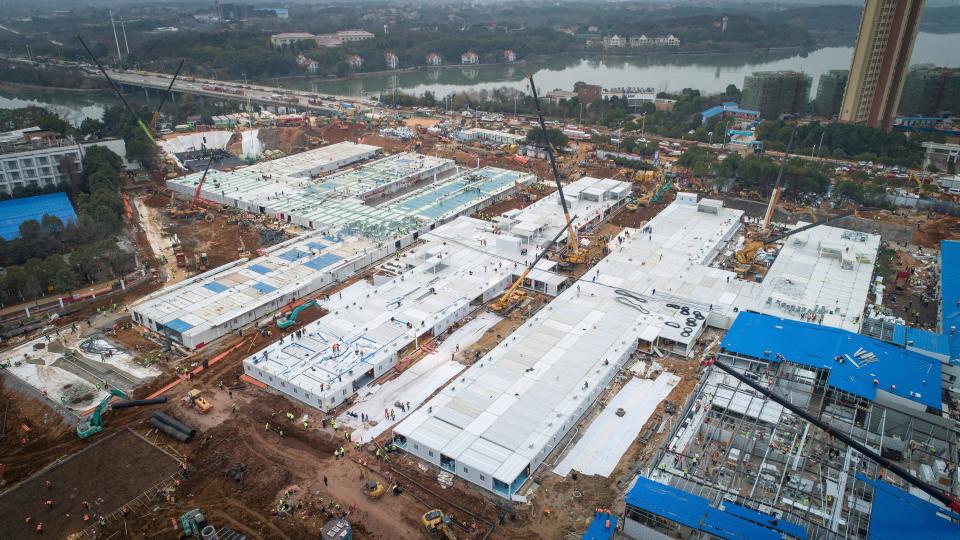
top-left (241, 177), bottom-right (633, 411)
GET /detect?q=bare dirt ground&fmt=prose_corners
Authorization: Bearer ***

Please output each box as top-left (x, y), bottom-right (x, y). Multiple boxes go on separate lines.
top-left (320, 122), bottom-right (365, 144)
top-left (0, 428), bottom-right (179, 538)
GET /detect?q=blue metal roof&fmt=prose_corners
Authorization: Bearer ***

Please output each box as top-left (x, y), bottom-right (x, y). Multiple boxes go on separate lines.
top-left (164, 318), bottom-right (194, 333)
top-left (248, 263), bottom-right (271, 275)
top-left (719, 501), bottom-right (807, 540)
top-left (624, 476), bottom-right (784, 540)
top-left (278, 248), bottom-right (310, 262)
top-left (941, 241), bottom-right (960, 363)
top-left (251, 282), bottom-right (276, 294)
top-left (857, 474), bottom-right (960, 540)
top-left (202, 282), bottom-right (229, 293)
top-left (905, 327), bottom-right (951, 357)
top-left (581, 513), bottom-right (617, 540)
top-left (722, 312), bottom-right (942, 410)
top-left (0, 192), bottom-right (78, 240)
top-left (305, 253), bottom-right (343, 271)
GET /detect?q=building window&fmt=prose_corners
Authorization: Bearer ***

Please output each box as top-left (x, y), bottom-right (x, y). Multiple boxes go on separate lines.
top-left (36, 156), bottom-right (47, 165)
top-left (463, 467), bottom-right (469, 473)
top-left (428, 450), bottom-right (434, 457)
top-left (480, 474), bottom-right (485, 481)
top-left (414, 443), bottom-right (418, 449)
top-left (20, 158), bottom-right (33, 167)
top-left (5, 160), bottom-right (18, 169)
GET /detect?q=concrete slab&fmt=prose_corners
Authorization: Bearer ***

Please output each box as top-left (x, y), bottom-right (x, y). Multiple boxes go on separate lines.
top-left (554, 372), bottom-right (680, 478)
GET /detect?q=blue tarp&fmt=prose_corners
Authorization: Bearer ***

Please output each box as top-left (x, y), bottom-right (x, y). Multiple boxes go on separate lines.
top-left (722, 312), bottom-right (942, 410)
top-left (304, 253), bottom-right (343, 271)
top-left (857, 474), bottom-right (960, 540)
top-left (941, 241), bottom-right (960, 363)
top-left (624, 476), bottom-right (784, 540)
top-left (248, 263), bottom-right (271, 275)
top-left (203, 282), bottom-right (229, 293)
top-left (0, 192), bottom-right (78, 240)
top-left (251, 282), bottom-right (276, 294)
top-left (581, 513), bottom-right (617, 540)
top-left (164, 318), bottom-right (194, 334)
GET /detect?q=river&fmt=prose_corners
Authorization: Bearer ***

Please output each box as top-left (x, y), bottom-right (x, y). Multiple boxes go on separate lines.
top-left (287, 32), bottom-right (960, 99)
top-left (1, 32), bottom-right (958, 118)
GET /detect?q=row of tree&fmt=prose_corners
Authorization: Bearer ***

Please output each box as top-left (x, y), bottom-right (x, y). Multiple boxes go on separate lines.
top-left (755, 120), bottom-right (924, 167)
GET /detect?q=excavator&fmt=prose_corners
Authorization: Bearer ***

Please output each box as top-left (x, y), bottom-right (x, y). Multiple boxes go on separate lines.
top-left (422, 509), bottom-right (457, 539)
top-left (276, 299), bottom-right (319, 329)
top-left (527, 74), bottom-right (588, 264)
top-left (77, 388), bottom-right (128, 438)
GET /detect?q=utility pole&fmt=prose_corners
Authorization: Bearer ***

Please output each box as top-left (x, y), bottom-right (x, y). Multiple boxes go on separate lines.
top-left (110, 11), bottom-right (122, 62)
top-left (120, 17), bottom-right (130, 55)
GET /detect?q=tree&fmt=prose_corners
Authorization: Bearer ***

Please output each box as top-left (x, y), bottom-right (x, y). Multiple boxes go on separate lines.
top-left (526, 127), bottom-right (569, 148)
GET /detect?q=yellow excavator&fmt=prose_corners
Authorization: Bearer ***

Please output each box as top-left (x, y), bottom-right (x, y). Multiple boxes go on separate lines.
top-left (422, 509), bottom-right (457, 539)
top-left (527, 74), bottom-right (587, 264)
top-left (361, 467), bottom-right (385, 499)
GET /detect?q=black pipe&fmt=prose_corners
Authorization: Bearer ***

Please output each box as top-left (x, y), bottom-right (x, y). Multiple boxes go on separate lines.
top-left (111, 397), bottom-right (168, 410)
top-left (150, 417), bottom-right (190, 442)
top-left (152, 411), bottom-right (196, 439)
top-left (711, 359), bottom-right (960, 511)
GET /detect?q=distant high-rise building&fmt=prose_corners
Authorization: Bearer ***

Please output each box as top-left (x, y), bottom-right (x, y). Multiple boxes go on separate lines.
top-left (814, 70), bottom-right (849, 118)
top-left (839, 0), bottom-right (925, 130)
top-left (899, 65), bottom-right (960, 116)
top-left (741, 71), bottom-right (812, 120)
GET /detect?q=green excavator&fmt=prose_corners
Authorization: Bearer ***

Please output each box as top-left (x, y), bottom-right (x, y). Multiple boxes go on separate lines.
top-left (76, 388), bottom-right (128, 439)
top-left (276, 299), bottom-right (319, 329)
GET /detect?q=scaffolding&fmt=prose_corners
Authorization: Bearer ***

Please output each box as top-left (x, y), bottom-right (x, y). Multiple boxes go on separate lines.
top-left (647, 353), bottom-right (958, 540)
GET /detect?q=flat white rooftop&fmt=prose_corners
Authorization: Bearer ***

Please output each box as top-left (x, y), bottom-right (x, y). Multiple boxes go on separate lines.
top-left (131, 229), bottom-right (377, 347)
top-left (747, 224), bottom-right (880, 332)
top-left (242, 177), bottom-right (632, 411)
top-left (395, 194), bottom-right (746, 498)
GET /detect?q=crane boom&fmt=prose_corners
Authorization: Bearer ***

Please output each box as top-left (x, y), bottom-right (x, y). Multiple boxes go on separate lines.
top-left (76, 35), bottom-right (155, 145)
top-left (192, 156), bottom-right (217, 207)
top-left (150, 58), bottom-right (185, 130)
top-left (527, 74), bottom-right (580, 261)
top-left (707, 358), bottom-right (960, 512)
top-left (761, 127), bottom-right (796, 234)
top-left (491, 218), bottom-right (573, 312)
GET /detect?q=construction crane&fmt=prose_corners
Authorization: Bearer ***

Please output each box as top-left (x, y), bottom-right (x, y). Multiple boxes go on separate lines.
top-left (490, 223), bottom-right (572, 313)
top-left (527, 74), bottom-right (587, 264)
top-left (705, 358), bottom-right (960, 513)
top-left (734, 208), bottom-right (859, 266)
top-left (76, 35), bottom-right (155, 145)
top-left (191, 155), bottom-right (218, 208)
top-left (76, 388), bottom-right (128, 438)
top-left (759, 126), bottom-right (797, 234)
top-left (150, 58), bottom-right (185, 131)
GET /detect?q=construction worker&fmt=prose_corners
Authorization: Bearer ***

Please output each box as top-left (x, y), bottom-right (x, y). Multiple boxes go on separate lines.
top-left (36, 522), bottom-right (43, 534)
top-left (44, 480), bottom-right (51, 489)
top-left (265, 423), bottom-right (270, 431)
top-left (278, 430), bottom-right (284, 438)
top-left (45, 500), bottom-right (54, 509)
top-left (303, 421), bottom-right (309, 430)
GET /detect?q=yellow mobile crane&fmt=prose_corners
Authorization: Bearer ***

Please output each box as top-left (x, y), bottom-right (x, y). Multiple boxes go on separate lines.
top-left (527, 74), bottom-right (587, 264)
top-left (491, 223), bottom-right (572, 313)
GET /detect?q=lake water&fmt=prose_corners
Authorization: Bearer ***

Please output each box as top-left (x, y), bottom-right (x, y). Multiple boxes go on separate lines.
top-left (0, 88), bottom-right (117, 124)
top-left (292, 32), bottom-right (960, 99)
top-left (1, 32), bottom-right (958, 119)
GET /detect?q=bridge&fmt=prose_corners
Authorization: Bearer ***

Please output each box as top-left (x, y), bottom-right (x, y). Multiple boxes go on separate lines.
top-left (85, 66), bottom-right (366, 118)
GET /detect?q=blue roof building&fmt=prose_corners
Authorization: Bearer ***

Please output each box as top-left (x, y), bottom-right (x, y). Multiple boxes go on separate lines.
top-left (622, 476), bottom-right (807, 540)
top-left (581, 511), bottom-right (617, 540)
top-left (941, 241), bottom-right (960, 363)
top-left (701, 102), bottom-right (761, 123)
top-left (858, 475), bottom-right (960, 540)
top-left (722, 311), bottom-right (942, 410)
top-left (0, 192), bottom-right (77, 240)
